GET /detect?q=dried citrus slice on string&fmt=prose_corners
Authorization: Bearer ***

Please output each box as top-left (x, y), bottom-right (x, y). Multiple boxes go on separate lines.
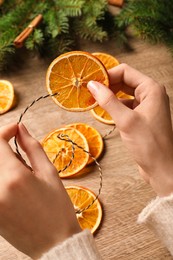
top-left (67, 123), bottom-right (103, 165)
top-left (91, 52), bottom-right (119, 124)
top-left (91, 106), bottom-right (114, 125)
top-left (42, 128), bottom-right (89, 178)
top-left (117, 91), bottom-right (134, 99)
top-left (0, 80), bottom-right (15, 114)
top-left (66, 185), bottom-right (102, 233)
top-left (92, 52), bottom-right (119, 70)
top-left (46, 51), bottom-right (109, 111)
top-left (91, 53), bottom-right (134, 124)
top-left (91, 91), bottom-right (134, 125)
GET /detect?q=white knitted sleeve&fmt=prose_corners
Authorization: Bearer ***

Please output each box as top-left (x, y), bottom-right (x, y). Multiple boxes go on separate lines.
top-left (138, 193), bottom-right (173, 255)
top-left (40, 229), bottom-right (102, 260)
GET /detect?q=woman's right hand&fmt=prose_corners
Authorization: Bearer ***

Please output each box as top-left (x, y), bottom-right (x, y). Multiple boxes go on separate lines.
top-left (88, 64), bottom-right (173, 197)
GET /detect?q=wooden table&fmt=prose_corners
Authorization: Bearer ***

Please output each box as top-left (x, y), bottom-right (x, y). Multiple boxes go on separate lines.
top-left (0, 36), bottom-right (173, 259)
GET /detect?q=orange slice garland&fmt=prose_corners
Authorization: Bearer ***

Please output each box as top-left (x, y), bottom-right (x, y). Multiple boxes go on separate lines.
top-left (42, 128), bottom-right (89, 178)
top-left (66, 185), bottom-right (102, 233)
top-left (46, 51), bottom-right (109, 112)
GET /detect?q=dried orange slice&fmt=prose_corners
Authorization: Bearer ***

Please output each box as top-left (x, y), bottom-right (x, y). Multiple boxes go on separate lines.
top-left (66, 123), bottom-right (103, 165)
top-left (91, 106), bottom-right (114, 125)
top-left (92, 52), bottom-right (119, 70)
top-left (91, 53), bottom-right (133, 124)
top-left (0, 80), bottom-right (15, 114)
top-left (66, 185), bottom-right (102, 233)
top-left (46, 51), bottom-right (109, 112)
top-left (91, 91), bottom-right (134, 125)
top-left (42, 128), bottom-right (89, 178)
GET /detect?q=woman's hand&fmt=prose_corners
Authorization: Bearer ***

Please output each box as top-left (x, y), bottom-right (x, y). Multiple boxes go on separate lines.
top-left (0, 123), bottom-right (81, 259)
top-left (88, 64), bottom-right (173, 197)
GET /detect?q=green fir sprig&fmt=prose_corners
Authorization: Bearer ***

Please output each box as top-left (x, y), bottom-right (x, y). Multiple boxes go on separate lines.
top-left (116, 0), bottom-right (173, 53)
top-left (0, 0), bottom-right (116, 71)
top-left (1, 0), bottom-right (173, 72)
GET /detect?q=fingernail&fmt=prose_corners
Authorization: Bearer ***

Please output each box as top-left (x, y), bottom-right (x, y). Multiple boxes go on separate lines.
top-left (87, 81), bottom-right (100, 96)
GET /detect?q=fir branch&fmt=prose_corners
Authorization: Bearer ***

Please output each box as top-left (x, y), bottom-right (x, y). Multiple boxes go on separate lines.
top-left (53, 0), bottom-right (85, 17)
top-left (0, 39), bottom-right (15, 71)
top-left (1, 0), bottom-right (173, 72)
top-left (44, 34), bottom-right (75, 58)
top-left (25, 29), bottom-right (44, 50)
top-left (76, 18), bottom-right (107, 41)
top-left (44, 10), bottom-right (69, 38)
top-left (82, 0), bottom-right (107, 19)
top-left (117, 0), bottom-right (173, 47)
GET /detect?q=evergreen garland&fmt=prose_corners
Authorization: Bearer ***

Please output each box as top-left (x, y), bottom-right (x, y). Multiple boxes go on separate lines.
top-left (0, 0), bottom-right (114, 71)
top-left (0, 0), bottom-right (173, 71)
top-left (116, 0), bottom-right (173, 54)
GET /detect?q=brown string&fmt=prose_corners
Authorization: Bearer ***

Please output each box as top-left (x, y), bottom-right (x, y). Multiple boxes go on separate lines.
top-left (102, 124), bottom-right (116, 139)
top-left (14, 93), bottom-right (116, 214)
top-left (57, 134), bottom-right (103, 214)
top-left (53, 134), bottom-right (75, 174)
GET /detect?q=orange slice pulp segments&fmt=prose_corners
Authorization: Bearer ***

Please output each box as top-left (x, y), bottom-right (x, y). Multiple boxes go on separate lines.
top-left (42, 128), bottom-right (89, 178)
top-left (91, 91), bottom-right (134, 125)
top-left (0, 80), bottom-right (15, 115)
top-left (91, 105), bottom-right (114, 125)
top-left (91, 52), bottom-right (134, 124)
top-left (46, 51), bottom-right (109, 111)
top-left (92, 52), bottom-right (119, 70)
top-left (66, 123), bottom-right (103, 165)
top-left (66, 185), bottom-right (102, 233)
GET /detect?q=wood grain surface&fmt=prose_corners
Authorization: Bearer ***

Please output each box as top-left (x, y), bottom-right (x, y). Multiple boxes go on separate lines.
top-left (0, 34), bottom-right (173, 259)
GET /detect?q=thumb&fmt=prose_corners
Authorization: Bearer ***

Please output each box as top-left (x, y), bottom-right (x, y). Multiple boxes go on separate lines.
top-left (17, 123), bottom-right (57, 180)
top-left (87, 81), bottom-right (131, 125)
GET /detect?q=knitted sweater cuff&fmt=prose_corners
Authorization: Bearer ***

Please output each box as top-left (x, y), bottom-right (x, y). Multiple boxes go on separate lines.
top-left (138, 193), bottom-right (173, 255)
top-left (40, 229), bottom-right (102, 260)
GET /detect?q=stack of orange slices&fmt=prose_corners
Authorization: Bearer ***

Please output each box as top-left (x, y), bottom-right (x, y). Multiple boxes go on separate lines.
top-left (42, 123), bottom-right (103, 178)
top-left (42, 127), bottom-right (89, 178)
top-left (66, 123), bottom-right (103, 165)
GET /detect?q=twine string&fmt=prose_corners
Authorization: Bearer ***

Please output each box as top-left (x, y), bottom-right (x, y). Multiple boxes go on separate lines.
top-left (14, 93), bottom-right (116, 214)
top-left (54, 134), bottom-right (75, 174)
top-left (14, 93), bottom-right (59, 157)
top-left (102, 124), bottom-right (116, 139)
top-left (57, 134), bottom-right (103, 214)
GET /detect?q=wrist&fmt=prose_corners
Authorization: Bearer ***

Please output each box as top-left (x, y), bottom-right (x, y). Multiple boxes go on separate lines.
top-left (150, 171), bottom-right (173, 197)
top-left (30, 225), bottom-right (82, 259)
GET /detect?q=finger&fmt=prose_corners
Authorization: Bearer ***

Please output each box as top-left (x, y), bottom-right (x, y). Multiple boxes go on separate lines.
top-left (87, 81), bottom-right (133, 125)
top-left (17, 123), bottom-right (57, 180)
top-left (0, 123), bottom-right (18, 162)
top-left (108, 63), bottom-right (149, 88)
top-left (14, 152), bottom-right (33, 171)
top-left (119, 99), bottom-right (135, 109)
top-left (0, 123), bottom-right (18, 141)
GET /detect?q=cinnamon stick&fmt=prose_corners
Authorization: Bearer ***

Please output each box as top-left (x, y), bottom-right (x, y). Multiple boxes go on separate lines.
top-left (14, 14), bottom-right (43, 48)
top-left (108, 0), bottom-right (124, 7)
top-left (0, 0), bottom-right (4, 6)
